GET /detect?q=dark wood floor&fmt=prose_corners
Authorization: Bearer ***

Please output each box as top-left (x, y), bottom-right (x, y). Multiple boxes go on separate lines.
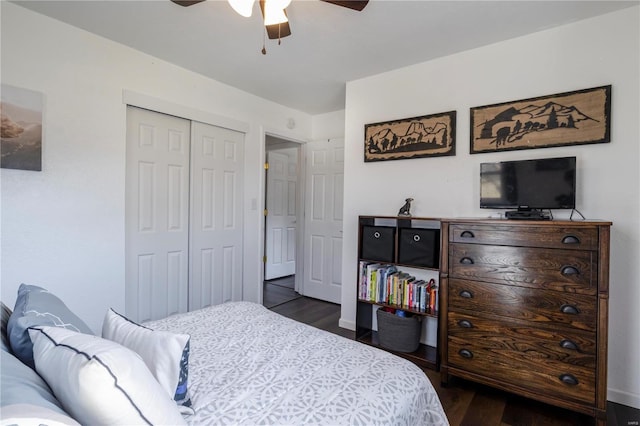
top-left (264, 293), bottom-right (639, 426)
top-left (262, 275), bottom-right (301, 309)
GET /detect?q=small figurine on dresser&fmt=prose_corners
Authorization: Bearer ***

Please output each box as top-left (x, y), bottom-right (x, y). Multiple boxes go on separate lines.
top-left (398, 198), bottom-right (413, 217)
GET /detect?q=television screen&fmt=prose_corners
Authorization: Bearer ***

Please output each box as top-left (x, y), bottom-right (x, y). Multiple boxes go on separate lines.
top-left (480, 156), bottom-right (576, 210)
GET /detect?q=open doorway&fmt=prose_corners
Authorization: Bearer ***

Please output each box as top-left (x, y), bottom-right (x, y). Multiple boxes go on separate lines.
top-left (263, 136), bottom-right (302, 308)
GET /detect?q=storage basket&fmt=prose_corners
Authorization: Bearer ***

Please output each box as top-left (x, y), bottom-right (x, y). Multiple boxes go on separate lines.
top-left (376, 309), bottom-right (422, 353)
top-left (397, 228), bottom-right (440, 268)
top-left (360, 225), bottom-right (396, 262)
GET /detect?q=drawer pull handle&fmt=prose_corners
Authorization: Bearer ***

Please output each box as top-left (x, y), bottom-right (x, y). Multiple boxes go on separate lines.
top-left (561, 235), bottom-right (581, 245)
top-left (559, 374), bottom-right (579, 386)
top-left (560, 304), bottom-right (580, 315)
top-left (459, 290), bottom-right (473, 299)
top-left (460, 257), bottom-right (474, 265)
top-left (373, 231), bottom-right (381, 238)
top-left (460, 231), bottom-right (475, 238)
top-left (459, 349), bottom-right (474, 359)
top-left (458, 320), bottom-right (473, 328)
top-left (560, 339), bottom-right (579, 351)
top-left (561, 265), bottom-right (580, 276)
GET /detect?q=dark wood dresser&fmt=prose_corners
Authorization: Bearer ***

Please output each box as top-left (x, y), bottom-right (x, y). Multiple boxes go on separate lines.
top-left (439, 219), bottom-right (611, 425)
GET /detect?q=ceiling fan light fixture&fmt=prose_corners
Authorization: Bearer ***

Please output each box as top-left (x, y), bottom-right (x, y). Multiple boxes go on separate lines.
top-left (263, 1), bottom-right (289, 25)
top-left (228, 0), bottom-right (254, 17)
top-left (268, 0), bottom-right (291, 9)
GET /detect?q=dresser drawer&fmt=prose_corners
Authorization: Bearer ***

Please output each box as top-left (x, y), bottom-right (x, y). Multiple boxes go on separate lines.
top-left (449, 279), bottom-right (597, 332)
top-left (449, 243), bottom-right (596, 295)
top-left (447, 338), bottom-right (595, 405)
top-left (450, 224), bottom-right (598, 250)
top-left (448, 311), bottom-right (596, 367)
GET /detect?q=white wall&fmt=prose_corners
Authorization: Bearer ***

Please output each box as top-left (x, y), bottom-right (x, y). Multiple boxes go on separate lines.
top-left (0, 3), bottom-right (313, 331)
top-left (312, 110), bottom-right (346, 141)
top-left (341, 7), bottom-right (640, 408)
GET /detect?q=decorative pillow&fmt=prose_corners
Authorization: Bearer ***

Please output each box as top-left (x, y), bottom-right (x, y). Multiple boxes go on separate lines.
top-left (1, 302), bottom-right (12, 353)
top-left (0, 350), bottom-right (76, 424)
top-left (8, 284), bottom-right (93, 368)
top-left (0, 404), bottom-right (80, 426)
top-left (102, 308), bottom-right (192, 411)
top-left (28, 326), bottom-right (186, 426)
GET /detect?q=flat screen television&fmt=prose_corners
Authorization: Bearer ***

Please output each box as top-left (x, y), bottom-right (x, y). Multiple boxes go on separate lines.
top-left (480, 156), bottom-right (576, 219)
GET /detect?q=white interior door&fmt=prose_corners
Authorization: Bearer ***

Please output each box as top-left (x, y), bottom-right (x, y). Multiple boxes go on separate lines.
top-left (189, 121), bottom-right (244, 310)
top-left (125, 106), bottom-right (190, 323)
top-left (265, 149), bottom-right (297, 280)
top-left (302, 138), bottom-right (344, 304)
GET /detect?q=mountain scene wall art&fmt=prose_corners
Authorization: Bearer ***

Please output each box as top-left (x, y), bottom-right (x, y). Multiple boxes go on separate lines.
top-left (470, 85), bottom-right (611, 154)
top-left (364, 111), bottom-right (456, 162)
top-left (1, 84), bottom-right (43, 171)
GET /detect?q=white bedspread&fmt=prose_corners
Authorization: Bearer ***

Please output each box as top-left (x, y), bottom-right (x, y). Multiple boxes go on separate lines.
top-left (145, 301), bottom-right (448, 425)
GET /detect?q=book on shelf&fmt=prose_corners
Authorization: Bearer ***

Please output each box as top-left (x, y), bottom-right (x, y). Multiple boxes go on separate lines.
top-left (358, 261), bottom-right (372, 300)
top-left (426, 278), bottom-right (438, 313)
top-left (419, 282), bottom-right (426, 311)
top-left (377, 265), bottom-right (397, 303)
top-left (357, 263), bottom-right (439, 314)
top-left (368, 263), bottom-right (380, 302)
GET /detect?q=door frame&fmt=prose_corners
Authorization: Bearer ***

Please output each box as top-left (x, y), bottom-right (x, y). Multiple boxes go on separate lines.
top-left (123, 91), bottom-right (251, 308)
top-left (260, 132), bottom-right (307, 298)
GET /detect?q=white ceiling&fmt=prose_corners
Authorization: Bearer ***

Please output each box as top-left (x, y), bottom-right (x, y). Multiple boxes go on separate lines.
top-left (12, 0), bottom-right (638, 115)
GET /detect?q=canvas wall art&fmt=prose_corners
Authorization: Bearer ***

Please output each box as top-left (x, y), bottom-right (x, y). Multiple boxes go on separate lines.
top-left (1, 84), bottom-right (43, 171)
top-left (470, 85), bottom-right (611, 154)
top-left (364, 111), bottom-right (456, 162)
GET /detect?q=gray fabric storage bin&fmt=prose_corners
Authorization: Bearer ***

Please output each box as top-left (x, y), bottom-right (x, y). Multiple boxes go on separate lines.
top-left (376, 309), bottom-right (422, 353)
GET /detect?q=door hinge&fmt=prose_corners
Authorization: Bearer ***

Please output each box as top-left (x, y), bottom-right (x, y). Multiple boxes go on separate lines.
top-left (264, 162), bottom-right (269, 170)
top-left (262, 255), bottom-right (267, 263)
top-left (264, 208), bottom-right (268, 216)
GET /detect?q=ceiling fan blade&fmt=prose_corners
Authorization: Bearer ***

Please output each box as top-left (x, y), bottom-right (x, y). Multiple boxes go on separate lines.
top-left (170, 0), bottom-right (205, 6)
top-left (320, 0), bottom-right (369, 11)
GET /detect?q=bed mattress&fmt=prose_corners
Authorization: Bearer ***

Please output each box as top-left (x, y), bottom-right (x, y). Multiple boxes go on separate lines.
top-left (145, 301), bottom-right (448, 425)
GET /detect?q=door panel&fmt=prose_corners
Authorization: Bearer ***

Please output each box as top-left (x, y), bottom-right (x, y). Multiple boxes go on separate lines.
top-left (125, 106), bottom-right (190, 322)
top-left (265, 149), bottom-right (297, 279)
top-left (189, 121), bottom-right (244, 310)
top-left (302, 139), bottom-right (344, 303)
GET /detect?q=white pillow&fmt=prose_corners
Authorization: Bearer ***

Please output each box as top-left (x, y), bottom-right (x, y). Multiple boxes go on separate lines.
top-left (28, 326), bottom-right (186, 426)
top-left (102, 309), bottom-right (192, 411)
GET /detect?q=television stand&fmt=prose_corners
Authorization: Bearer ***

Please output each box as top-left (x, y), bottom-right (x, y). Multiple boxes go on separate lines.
top-left (505, 209), bottom-right (550, 220)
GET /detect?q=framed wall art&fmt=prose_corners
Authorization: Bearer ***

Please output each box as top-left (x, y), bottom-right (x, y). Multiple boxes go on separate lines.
top-left (1, 84), bottom-right (43, 171)
top-left (470, 85), bottom-right (611, 154)
top-left (364, 111), bottom-right (456, 162)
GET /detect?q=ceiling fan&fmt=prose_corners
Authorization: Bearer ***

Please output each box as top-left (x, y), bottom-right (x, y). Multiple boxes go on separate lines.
top-left (171, 0), bottom-right (369, 41)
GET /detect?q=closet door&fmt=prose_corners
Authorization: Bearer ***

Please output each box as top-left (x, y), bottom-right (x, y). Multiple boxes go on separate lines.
top-left (189, 121), bottom-right (244, 310)
top-left (125, 106), bottom-right (190, 322)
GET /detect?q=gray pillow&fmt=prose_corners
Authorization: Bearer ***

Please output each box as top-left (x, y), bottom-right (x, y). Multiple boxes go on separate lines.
top-left (7, 284), bottom-right (93, 368)
top-left (0, 350), bottom-right (68, 416)
top-left (1, 302), bottom-right (12, 353)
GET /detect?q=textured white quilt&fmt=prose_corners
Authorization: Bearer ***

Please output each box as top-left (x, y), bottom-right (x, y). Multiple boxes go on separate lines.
top-left (145, 301), bottom-right (448, 425)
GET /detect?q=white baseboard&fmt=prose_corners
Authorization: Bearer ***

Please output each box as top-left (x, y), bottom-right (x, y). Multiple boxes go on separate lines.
top-left (608, 387), bottom-right (640, 409)
top-left (338, 318), bottom-right (355, 331)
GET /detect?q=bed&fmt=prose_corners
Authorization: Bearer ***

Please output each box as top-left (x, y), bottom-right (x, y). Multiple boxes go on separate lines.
top-left (2, 284), bottom-right (449, 425)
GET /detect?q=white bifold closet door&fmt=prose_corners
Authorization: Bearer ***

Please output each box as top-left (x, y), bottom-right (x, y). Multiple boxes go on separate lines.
top-left (125, 106), bottom-right (244, 323)
top-left (189, 118), bottom-right (244, 311)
